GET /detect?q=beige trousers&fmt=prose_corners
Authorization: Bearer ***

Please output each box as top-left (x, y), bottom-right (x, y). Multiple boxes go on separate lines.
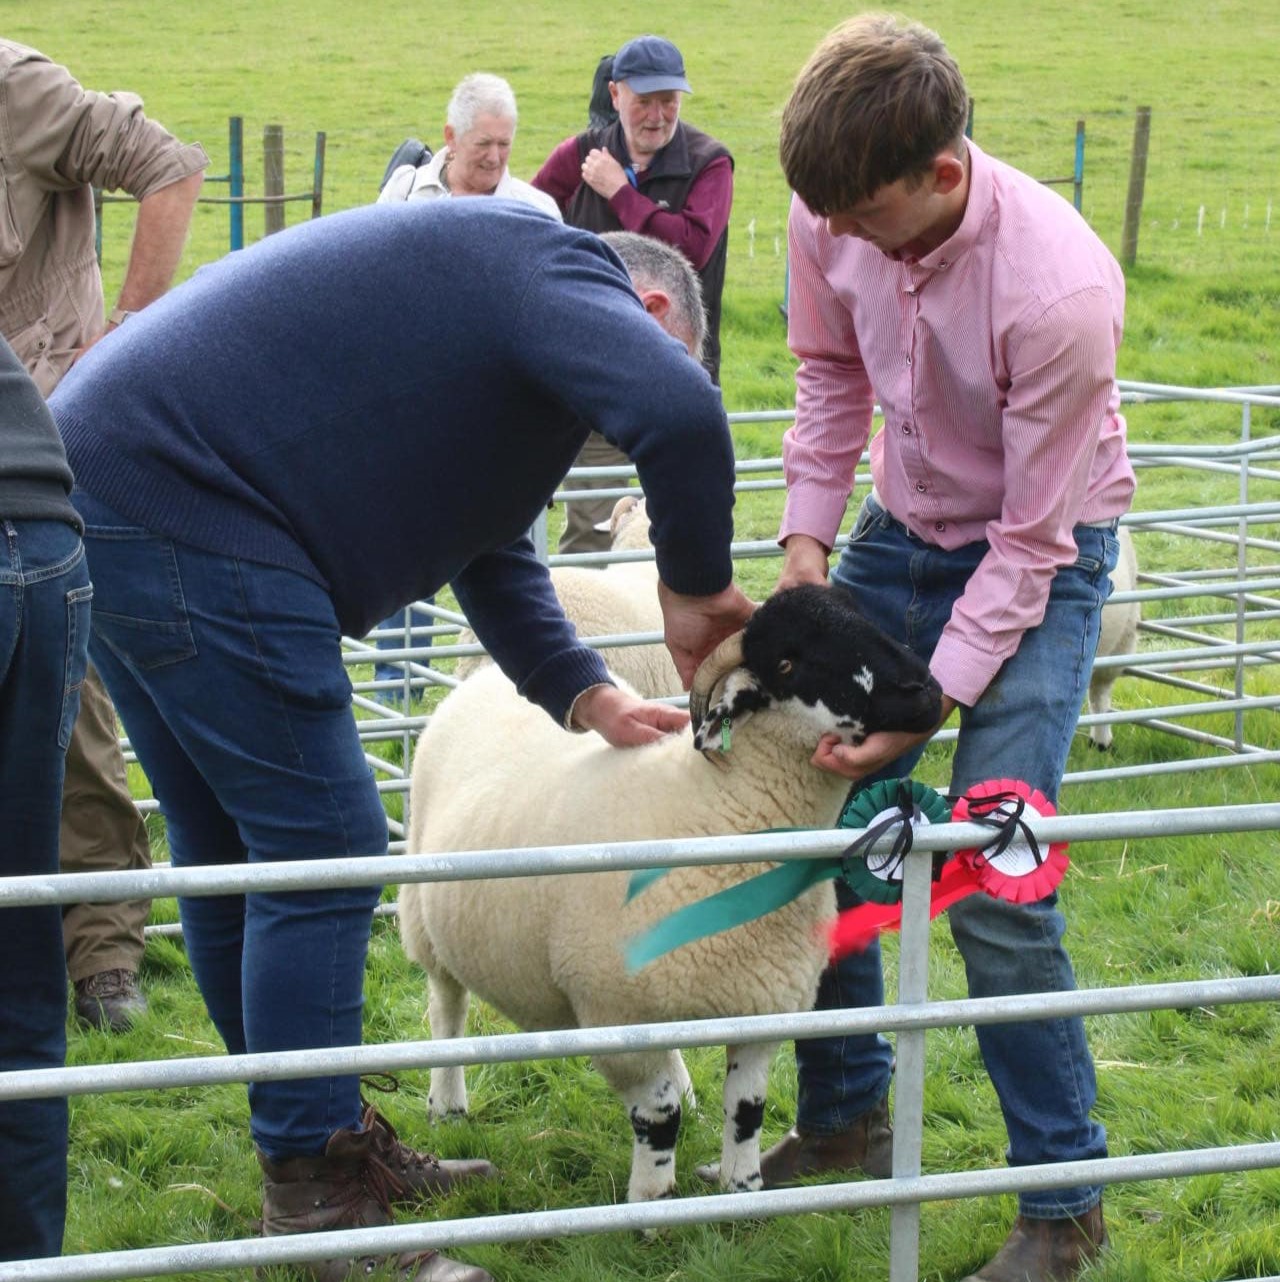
top-left (557, 430), bottom-right (632, 558)
top-left (59, 664), bottom-right (153, 981)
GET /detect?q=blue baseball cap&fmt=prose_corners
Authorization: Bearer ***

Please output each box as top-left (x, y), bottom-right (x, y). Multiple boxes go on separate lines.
top-left (612, 35), bottom-right (693, 94)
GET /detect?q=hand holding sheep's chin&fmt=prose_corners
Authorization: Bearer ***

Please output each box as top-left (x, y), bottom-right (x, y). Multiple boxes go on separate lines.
top-left (570, 682), bottom-right (691, 747)
top-left (811, 695), bottom-right (957, 782)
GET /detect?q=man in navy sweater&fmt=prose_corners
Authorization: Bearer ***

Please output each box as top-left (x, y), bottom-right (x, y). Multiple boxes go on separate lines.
top-left (51, 201), bottom-right (751, 1282)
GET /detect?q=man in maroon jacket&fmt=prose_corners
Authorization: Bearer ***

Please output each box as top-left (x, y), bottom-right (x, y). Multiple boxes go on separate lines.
top-left (534, 34), bottom-right (733, 554)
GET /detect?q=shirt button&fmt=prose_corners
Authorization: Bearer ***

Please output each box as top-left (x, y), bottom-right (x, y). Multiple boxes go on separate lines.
top-left (902, 423), bottom-right (912, 434)
top-left (905, 355), bottom-right (912, 366)
top-left (935, 521), bottom-right (947, 532)
top-left (915, 481), bottom-right (927, 492)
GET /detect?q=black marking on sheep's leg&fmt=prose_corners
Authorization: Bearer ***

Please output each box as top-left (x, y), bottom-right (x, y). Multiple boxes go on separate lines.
top-left (733, 1095), bottom-right (766, 1145)
top-left (629, 1100), bottom-right (682, 1155)
top-left (719, 1043), bottom-right (775, 1192)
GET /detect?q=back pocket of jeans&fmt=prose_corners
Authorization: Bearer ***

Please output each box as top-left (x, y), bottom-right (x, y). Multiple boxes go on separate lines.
top-left (84, 532), bottom-right (198, 671)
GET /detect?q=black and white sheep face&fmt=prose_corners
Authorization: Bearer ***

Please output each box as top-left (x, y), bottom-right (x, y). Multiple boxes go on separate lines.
top-left (692, 584), bottom-right (942, 751)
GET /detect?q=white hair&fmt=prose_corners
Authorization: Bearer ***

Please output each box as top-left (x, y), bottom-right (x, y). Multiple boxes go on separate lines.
top-left (447, 73), bottom-right (518, 137)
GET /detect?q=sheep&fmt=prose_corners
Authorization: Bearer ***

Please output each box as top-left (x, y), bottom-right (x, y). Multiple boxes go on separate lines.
top-left (398, 584), bottom-right (943, 1202)
top-left (1087, 525), bottom-right (1140, 750)
top-left (454, 494), bottom-right (679, 698)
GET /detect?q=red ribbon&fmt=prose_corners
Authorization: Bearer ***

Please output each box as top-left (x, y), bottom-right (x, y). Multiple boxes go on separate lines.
top-left (828, 779), bottom-right (1069, 958)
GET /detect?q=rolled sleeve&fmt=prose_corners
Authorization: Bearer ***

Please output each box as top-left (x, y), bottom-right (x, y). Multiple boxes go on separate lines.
top-left (7, 54), bottom-right (207, 198)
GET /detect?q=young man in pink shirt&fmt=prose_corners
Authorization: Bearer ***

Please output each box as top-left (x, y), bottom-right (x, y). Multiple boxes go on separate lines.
top-left (767, 15), bottom-right (1133, 1281)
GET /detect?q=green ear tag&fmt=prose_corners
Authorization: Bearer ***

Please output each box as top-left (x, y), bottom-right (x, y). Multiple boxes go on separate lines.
top-left (719, 716), bottom-right (732, 753)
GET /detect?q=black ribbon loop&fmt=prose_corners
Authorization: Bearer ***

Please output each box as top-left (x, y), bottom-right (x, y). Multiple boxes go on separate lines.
top-left (950, 788), bottom-right (1046, 870)
top-left (840, 778), bottom-right (920, 886)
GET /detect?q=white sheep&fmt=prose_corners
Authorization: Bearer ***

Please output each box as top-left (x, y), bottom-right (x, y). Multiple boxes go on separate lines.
top-left (398, 584), bottom-right (943, 1202)
top-left (454, 494), bottom-right (679, 698)
top-left (1087, 525), bottom-right (1140, 750)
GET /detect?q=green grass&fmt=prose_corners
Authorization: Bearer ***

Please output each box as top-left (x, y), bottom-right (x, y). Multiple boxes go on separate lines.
top-left (14, 1), bottom-right (1280, 1277)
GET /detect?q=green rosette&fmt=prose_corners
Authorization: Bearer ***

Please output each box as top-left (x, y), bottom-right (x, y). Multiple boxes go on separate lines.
top-left (837, 777), bottom-right (952, 904)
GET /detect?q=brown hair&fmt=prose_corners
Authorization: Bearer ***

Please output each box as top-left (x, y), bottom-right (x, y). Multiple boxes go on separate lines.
top-left (780, 13), bottom-right (969, 215)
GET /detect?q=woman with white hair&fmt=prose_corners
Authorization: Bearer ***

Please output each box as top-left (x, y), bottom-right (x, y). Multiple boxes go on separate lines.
top-left (378, 72), bottom-right (560, 216)
top-left (372, 73), bottom-right (560, 706)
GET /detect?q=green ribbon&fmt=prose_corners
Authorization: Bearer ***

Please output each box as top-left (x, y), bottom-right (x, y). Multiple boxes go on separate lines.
top-left (623, 843), bottom-right (841, 971)
top-left (622, 779), bottom-right (948, 972)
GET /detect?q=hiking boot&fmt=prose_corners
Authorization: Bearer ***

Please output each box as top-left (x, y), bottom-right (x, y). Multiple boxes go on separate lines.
top-left (362, 1105), bottom-right (496, 1204)
top-left (696, 1094), bottom-right (893, 1187)
top-left (73, 968), bottom-right (147, 1032)
top-left (960, 1204), bottom-right (1109, 1281)
top-left (259, 1120), bottom-right (493, 1282)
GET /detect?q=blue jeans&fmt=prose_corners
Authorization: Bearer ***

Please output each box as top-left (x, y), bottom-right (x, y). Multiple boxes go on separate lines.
top-left (74, 493), bottom-right (386, 1161)
top-left (0, 519), bottom-right (91, 1261)
top-left (798, 497), bottom-right (1115, 1218)
top-left (373, 602), bottom-right (433, 704)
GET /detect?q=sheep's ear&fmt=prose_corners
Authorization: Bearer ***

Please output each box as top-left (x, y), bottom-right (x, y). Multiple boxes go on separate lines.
top-left (691, 670), bottom-right (769, 754)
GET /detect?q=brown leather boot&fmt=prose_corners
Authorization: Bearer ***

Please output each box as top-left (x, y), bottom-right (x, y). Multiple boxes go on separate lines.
top-left (961, 1204), bottom-right (1109, 1281)
top-left (360, 1105), bottom-right (496, 1204)
top-left (259, 1122), bottom-right (493, 1282)
top-left (696, 1095), bottom-right (893, 1187)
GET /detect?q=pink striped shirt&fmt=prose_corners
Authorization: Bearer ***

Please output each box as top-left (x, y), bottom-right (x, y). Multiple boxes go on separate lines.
top-left (780, 141), bottom-right (1136, 705)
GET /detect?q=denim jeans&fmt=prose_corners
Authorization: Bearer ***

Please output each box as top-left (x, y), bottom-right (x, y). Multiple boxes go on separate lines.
top-left (74, 492), bottom-right (386, 1161)
top-left (0, 518), bottom-right (91, 1261)
top-left (798, 497), bottom-right (1116, 1218)
top-left (373, 602), bottom-right (433, 704)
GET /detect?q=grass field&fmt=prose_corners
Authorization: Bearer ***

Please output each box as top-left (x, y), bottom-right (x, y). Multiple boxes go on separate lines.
top-left (8, 2), bottom-right (1280, 1279)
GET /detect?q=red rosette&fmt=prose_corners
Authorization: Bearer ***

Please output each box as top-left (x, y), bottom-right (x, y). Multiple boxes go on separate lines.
top-left (951, 778), bottom-right (1069, 904)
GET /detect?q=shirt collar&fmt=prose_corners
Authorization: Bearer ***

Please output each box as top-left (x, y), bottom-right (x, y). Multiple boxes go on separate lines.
top-left (908, 139), bottom-right (994, 273)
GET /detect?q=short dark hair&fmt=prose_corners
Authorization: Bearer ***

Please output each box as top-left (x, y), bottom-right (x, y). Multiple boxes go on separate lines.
top-left (780, 13), bottom-right (969, 215)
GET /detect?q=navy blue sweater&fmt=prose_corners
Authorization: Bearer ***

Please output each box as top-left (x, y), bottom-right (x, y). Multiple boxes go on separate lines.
top-left (52, 200), bottom-right (736, 723)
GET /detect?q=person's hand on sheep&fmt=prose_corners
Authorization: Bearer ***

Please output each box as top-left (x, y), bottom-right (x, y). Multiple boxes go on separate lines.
top-left (811, 694), bottom-right (957, 782)
top-left (569, 681), bottom-right (690, 746)
top-left (658, 581), bottom-right (756, 689)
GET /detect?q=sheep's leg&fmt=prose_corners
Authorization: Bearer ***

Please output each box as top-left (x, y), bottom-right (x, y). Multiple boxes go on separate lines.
top-left (425, 969), bottom-right (470, 1118)
top-left (717, 1041), bottom-right (776, 1192)
top-left (1087, 671), bottom-right (1115, 750)
top-left (618, 1070), bottom-right (684, 1201)
top-left (670, 1048), bottom-right (697, 1111)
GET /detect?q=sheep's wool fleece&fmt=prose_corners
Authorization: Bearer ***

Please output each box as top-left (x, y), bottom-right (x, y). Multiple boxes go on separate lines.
top-left (401, 665), bottom-right (841, 1044)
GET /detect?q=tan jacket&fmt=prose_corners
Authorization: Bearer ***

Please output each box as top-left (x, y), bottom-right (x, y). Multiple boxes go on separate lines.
top-left (0, 40), bottom-right (208, 393)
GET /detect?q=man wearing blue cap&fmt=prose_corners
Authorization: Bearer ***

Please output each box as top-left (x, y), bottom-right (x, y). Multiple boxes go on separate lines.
top-left (535, 35), bottom-right (734, 555)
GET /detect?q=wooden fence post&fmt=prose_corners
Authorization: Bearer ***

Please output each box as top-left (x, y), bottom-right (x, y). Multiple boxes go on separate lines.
top-left (312, 131), bottom-right (327, 220)
top-left (1121, 106), bottom-right (1151, 268)
top-left (263, 123), bottom-right (285, 237)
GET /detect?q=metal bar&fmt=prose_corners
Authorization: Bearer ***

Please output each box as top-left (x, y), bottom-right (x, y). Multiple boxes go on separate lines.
top-left (890, 848), bottom-right (933, 1281)
top-left (4, 803), bottom-right (1280, 906)
top-left (9, 1142), bottom-right (1280, 1281)
top-left (228, 115), bottom-right (243, 251)
top-left (3, 973), bottom-right (1277, 1101)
